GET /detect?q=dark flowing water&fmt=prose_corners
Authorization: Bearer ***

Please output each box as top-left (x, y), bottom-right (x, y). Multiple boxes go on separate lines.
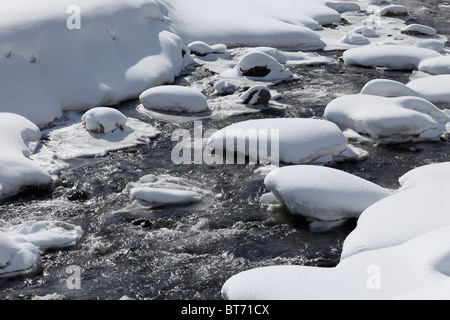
top-left (0, 1), bottom-right (449, 300)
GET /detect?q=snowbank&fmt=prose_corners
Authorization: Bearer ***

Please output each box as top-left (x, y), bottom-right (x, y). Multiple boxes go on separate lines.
top-left (324, 94), bottom-right (449, 143)
top-left (343, 45), bottom-right (441, 70)
top-left (8, 220), bottom-right (83, 252)
top-left (264, 166), bottom-right (391, 230)
top-left (157, 0), bottom-right (341, 49)
top-left (139, 86), bottom-right (209, 113)
top-left (0, 113), bottom-right (52, 199)
top-left (0, 0), bottom-right (186, 127)
top-left (222, 162), bottom-right (450, 300)
top-left (187, 41), bottom-right (229, 61)
top-left (206, 118), bottom-right (353, 165)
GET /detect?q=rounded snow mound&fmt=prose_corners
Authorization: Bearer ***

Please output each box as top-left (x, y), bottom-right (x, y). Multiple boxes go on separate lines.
top-left (82, 107), bottom-right (128, 134)
top-left (324, 94), bottom-right (449, 143)
top-left (264, 165), bottom-right (391, 227)
top-left (206, 118), bottom-right (352, 165)
top-left (139, 85), bottom-right (209, 113)
top-left (343, 45), bottom-right (441, 70)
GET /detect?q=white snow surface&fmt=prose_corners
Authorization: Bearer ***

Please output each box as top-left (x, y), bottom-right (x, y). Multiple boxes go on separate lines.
top-left (139, 86), bottom-right (209, 113)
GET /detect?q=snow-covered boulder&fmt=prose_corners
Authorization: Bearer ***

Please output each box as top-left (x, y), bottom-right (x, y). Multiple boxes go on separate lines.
top-left (82, 107), bottom-right (128, 134)
top-left (264, 165), bottom-right (391, 230)
top-left (324, 94), bottom-right (449, 143)
top-left (206, 118), bottom-right (351, 165)
top-left (139, 86), bottom-right (209, 113)
top-left (213, 80), bottom-right (239, 96)
top-left (343, 45), bottom-right (441, 70)
top-left (398, 162), bottom-right (450, 191)
top-left (8, 220), bottom-right (83, 252)
top-left (374, 5), bottom-right (410, 17)
top-left (418, 56), bottom-right (450, 75)
top-left (224, 52), bottom-right (293, 81)
top-left (360, 79), bottom-right (418, 97)
top-left (401, 24), bottom-right (437, 37)
top-left (246, 47), bottom-right (288, 64)
top-left (0, 113), bottom-right (52, 199)
top-left (187, 41), bottom-right (228, 57)
top-left (240, 86), bottom-right (272, 105)
top-left (222, 161), bottom-right (450, 300)
top-left (324, 1), bottom-right (360, 13)
top-left (222, 225), bottom-right (450, 300)
top-left (359, 76), bottom-right (450, 105)
top-left (413, 40), bottom-right (445, 53)
top-left (406, 75), bottom-right (450, 104)
top-left (0, 219), bottom-right (83, 279)
top-left (32, 111), bottom-right (160, 165)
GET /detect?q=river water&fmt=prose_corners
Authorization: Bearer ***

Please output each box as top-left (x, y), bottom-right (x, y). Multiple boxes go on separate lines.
top-left (0, 1), bottom-right (449, 300)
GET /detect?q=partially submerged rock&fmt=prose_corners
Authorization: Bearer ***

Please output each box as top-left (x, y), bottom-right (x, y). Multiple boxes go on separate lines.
top-left (240, 85), bottom-right (272, 105)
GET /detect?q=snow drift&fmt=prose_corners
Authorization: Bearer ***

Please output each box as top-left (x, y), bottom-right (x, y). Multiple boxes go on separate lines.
top-left (0, 0), bottom-right (186, 127)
